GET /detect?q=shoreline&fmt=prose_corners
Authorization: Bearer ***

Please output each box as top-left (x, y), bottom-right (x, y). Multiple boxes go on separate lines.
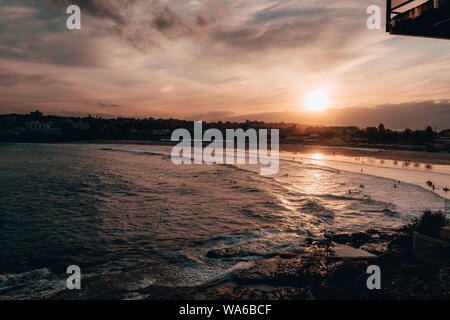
top-left (0, 140), bottom-right (450, 165)
top-left (281, 144), bottom-right (450, 166)
top-left (48, 211), bottom-right (450, 300)
top-left (6, 139), bottom-right (447, 166)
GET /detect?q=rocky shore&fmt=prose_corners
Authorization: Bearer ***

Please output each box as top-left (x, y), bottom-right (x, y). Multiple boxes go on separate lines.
top-left (49, 212), bottom-right (450, 300)
top-left (143, 211), bottom-right (449, 300)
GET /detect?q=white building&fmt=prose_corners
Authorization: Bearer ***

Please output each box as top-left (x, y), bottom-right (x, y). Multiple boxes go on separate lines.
top-left (26, 121), bottom-right (61, 136)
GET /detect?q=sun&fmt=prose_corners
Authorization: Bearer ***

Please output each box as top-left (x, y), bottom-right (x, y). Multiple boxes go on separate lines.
top-left (304, 89), bottom-right (330, 112)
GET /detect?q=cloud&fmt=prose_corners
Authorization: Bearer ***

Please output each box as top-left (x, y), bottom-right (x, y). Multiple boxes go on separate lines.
top-left (0, 0), bottom-right (448, 128)
top-left (44, 0), bottom-right (130, 26)
top-left (0, 1), bottom-right (108, 67)
top-left (250, 8), bottom-right (324, 24)
top-left (216, 76), bottom-right (248, 85)
top-left (98, 103), bottom-right (121, 108)
top-left (116, 2), bottom-right (217, 51)
top-left (0, 5), bottom-right (36, 21)
top-left (209, 3), bottom-right (368, 58)
top-left (0, 72), bottom-right (44, 87)
top-left (0, 69), bottom-right (68, 87)
top-left (0, 34), bottom-right (107, 67)
top-left (43, 0), bottom-right (218, 51)
top-left (152, 5), bottom-right (214, 38)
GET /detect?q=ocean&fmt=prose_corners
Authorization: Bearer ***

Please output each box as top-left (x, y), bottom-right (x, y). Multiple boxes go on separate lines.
top-left (0, 143), bottom-right (448, 299)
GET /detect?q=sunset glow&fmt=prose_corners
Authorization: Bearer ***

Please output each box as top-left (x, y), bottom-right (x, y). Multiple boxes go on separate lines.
top-left (0, 0), bottom-right (448, 128)
top-left (304, 90), bottom-right (330, 112)
top-left (1, 0), bottom-right (450, 302)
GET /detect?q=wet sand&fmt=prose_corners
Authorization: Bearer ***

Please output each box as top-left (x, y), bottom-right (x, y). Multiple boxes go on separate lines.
top-left (72, 140), bottom-right (450, 166)
top-left (281, 144), bottom-right (450, 166)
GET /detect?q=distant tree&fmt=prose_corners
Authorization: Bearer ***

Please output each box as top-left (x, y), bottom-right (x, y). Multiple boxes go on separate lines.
top-left (376, 123), bottom-right (386, 142)
top-left (424, 126), bottom-right (436, 142)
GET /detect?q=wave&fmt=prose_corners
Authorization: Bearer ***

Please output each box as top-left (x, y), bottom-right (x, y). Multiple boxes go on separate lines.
top-left (362, 208), bottom-right (400, 217)
top-left (298, 199), bottom-right (335, 219)
top-left (0, 268), bottom-right (66, 300)
top-left (99, 147), bottom-right (169, 158)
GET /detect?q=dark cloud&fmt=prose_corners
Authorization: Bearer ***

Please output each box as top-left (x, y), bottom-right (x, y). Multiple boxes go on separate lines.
top-left (0, 1), bottom-right (106, 67)
top-left (250, 8), bottom-right (324, 24)
top-left (114, 4), bottom-right (215, 51)
top-left (212, 18), bottom-right (327, 52)
top-left (43, 0), bottom-right (215, 51)
top-left (0, 70), bottom-right (65, 87)
top-left (208, 5), bottom-right (368, 62)
top-left (99, 103), bottom-right (120, 108)
top-left (0, 34), bottom-right (106, 67)
top-left (4, 1), bottom-right (360, 56)
top-left (44, 0), bottom-right (130, 26)
top-left (0, 72), bottom-right (45, 87)
top-left (152, 5), bottom-right (214, 38)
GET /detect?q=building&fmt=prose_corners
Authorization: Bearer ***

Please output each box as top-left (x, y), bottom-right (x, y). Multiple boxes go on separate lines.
top-left (71, 119), bottom-right (90, 131)
top-left (0, 115), bottom-right (25, 137)
top-left (0, 115), bottom-right (17, 130)
top-left (366, 127), bottom-right (378, 135)
top-left (30, 110), bottom-right (43, 119)
top-left (151, 128), bottom-right (170, 136)
top-left (26, 121), bottom-right (61, 136)
top-left (329, 126), bottom-right (359, 135)
top-left (306, 133), bottom-right (321, 143)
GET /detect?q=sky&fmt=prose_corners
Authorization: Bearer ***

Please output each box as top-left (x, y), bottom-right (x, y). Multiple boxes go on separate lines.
top-left (0, 0), bottom-right (449, 129)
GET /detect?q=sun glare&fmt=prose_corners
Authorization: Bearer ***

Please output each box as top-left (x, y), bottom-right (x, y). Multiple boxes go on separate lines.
top-left (311, 153), bottom-right (324, 160)
top-left (304, 89), bottom-right (330, 112)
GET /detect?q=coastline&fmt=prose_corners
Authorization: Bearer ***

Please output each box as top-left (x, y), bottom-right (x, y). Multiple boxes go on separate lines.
top-left (281, 144), bottom-right (450, 166)
top-left (58, 140), bottom-right (450, 166)
top-left (3, 141), bottom-right (447, 300)
top-left (49, 212), bottom-right (450, 300)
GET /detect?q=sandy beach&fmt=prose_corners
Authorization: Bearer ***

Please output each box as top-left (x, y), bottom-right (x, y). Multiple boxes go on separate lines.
top-left (280, 144), bottom-right (450, 166)
top-left (71, 140), bottom-right (450, 166)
